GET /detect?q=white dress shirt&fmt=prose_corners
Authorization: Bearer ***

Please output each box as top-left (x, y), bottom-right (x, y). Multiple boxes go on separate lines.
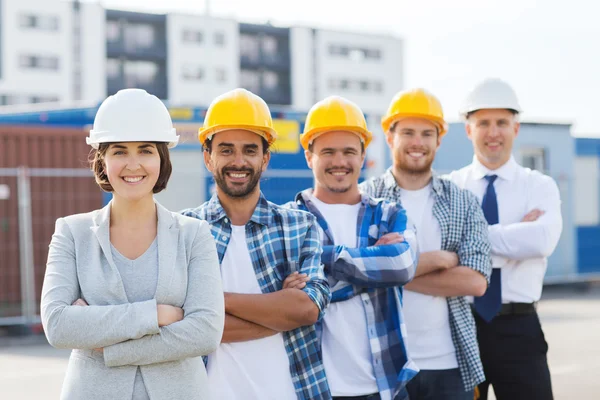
top-left (448, 155), bottom-right (563, 303)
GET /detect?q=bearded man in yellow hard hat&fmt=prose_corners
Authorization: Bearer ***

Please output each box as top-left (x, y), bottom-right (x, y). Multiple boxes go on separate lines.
top-left (181, 88), bottom-right (332, 400)
top-left (360, 88), bottom-right (492, 400)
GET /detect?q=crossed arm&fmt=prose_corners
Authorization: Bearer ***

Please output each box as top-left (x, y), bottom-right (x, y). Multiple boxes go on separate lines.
top-left (221, 222), bottom-right (330, 343)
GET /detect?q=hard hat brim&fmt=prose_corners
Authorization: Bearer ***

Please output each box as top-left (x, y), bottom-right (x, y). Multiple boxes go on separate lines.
top-left (301, 126), bottom-right (373, 150)
top-left (199, 124), bottom-right (278, 146)
top-left (381, 113), bottom-right (448, 136)
top-left (86, 130), bottom-right (179, 149)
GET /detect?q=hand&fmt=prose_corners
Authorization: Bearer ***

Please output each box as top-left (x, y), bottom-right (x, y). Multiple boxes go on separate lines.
top-left (283, 272), bottom-right (309, 290)
top-left (72, 298), bottom-right (88, 306)
top-left (436, 250), bottom-right (460, 269)
top-left (375, 232), bottom-right (404, 246)
top-left (157, 304), bottom-right (184, 327)
top-left (522, 208), bottom-right (545, 222)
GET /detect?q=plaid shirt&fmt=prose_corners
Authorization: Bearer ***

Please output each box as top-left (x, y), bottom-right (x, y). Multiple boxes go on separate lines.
top-left (360, 169), bottom-right (492, 392)
top-left (181, 193), bottom-right (332, 400)
top-left (285, 189), bottom-right (419, 400)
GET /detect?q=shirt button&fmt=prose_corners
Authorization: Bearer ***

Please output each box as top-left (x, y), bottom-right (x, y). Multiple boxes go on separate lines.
top-left (222, 235), bottom-right (227, 241)
top-left (364, 299), bottom-right (369, 305)
top-left (224, 218), bottom-right (229, 223)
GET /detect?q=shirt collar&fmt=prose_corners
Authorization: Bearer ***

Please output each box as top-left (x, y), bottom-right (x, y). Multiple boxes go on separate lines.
top-left (205, 191), bottom-right (273, 226)
top-left (471, 155), bottom-right (518, 182)
top-left (382, 167), bottom-right (445, 197)
top-left (296, 188), bottom-right (371, 208)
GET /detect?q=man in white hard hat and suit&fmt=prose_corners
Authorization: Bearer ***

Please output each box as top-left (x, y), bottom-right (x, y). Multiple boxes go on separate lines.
top-left (448, 78), bottom-right (563, 400)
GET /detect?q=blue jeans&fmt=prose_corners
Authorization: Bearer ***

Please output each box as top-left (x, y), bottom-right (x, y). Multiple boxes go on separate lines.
top-left (406, 368), bottom-right (473, 400)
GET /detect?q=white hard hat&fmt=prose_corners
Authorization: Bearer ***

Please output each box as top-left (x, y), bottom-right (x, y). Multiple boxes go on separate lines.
top-left (87, 89), bottom-right (179, 149)
top-left (459, 78), bottom-right (522, 118)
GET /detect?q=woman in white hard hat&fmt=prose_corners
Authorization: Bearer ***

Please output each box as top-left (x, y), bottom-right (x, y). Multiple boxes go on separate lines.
top-left (40, 89), bottom-right (224, 400)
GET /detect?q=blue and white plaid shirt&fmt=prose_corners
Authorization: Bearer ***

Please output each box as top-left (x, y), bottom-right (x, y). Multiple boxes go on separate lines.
top-left (360, 169), bottom-right (492, 392)
top-left (285, 189), bottom-right (419, 400)
top-left (182, 192), bottom-right (332, 400)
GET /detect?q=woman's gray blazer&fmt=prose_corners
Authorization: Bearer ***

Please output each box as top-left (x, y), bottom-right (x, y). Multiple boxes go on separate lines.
top-left (41, 201), bottom-right (225, 400)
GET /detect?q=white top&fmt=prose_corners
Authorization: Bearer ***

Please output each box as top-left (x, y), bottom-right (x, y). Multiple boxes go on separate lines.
top-left (448, 155), bottom-right (563, 303)
top-left (399, 185), bottom-right (458, 370)
top-left (207, 225), bottom-right (296, 400)
top-left (310, 196), bottom-right (379, 397)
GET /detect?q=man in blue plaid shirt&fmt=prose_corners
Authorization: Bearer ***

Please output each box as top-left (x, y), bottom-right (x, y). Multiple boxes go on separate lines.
top-left (360, 88), bottom-right (492, 400)
top-left (285, 96), bottom-right (418, 400)
top-left (181, 89), bottom-right (331, 400)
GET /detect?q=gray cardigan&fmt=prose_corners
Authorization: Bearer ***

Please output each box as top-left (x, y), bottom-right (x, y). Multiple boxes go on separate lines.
top-left (41, 201), bottom-right (224, 400)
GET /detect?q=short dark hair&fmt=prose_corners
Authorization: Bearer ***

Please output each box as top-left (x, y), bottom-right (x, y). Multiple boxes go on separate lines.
top-left (204, 136), bottom-right (270, 155)
top-left (90, 142), bottom-right (172, 194)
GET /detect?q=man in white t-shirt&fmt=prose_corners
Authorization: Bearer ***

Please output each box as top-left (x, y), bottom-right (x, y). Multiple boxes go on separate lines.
top-left (285, 96), bottom-right (418, 400)
top-left (360, 88), bottom-right (492, 400)
top-left (182, 89), bottom-right (332, 400)
top-left (448, 79), bottom-right (562, 400)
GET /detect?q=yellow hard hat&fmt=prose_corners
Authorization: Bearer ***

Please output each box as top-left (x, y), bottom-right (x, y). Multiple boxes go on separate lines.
top-left (300, 96), bottom-right (372, 150)
top-left (381, 88), bottom-right (448, 136)
top-left (198, 88), bottom-right (277, 146)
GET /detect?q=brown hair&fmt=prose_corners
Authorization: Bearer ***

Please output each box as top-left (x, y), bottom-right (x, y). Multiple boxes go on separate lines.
top-left (89, 142), bottom-right (172, 193)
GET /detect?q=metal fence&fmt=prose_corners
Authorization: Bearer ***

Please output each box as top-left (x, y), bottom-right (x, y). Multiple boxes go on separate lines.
top-left (0, 166), bottom-right (101, 326)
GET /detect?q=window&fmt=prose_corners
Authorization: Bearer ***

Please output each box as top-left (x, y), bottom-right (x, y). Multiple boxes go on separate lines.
top-left (106, 20), bottom-right (121, 43)
top-left (521, 147), bottom-right (546, 172)
top-left (30, 95), bottom-right (59, 103)
top-left (124, 23), bottom-right (156, 51)
top-left (359, 80), bottom-right (370, 92)
top-left (20, 14), bottom-right (59, 31)
top-left (182, 65), bottom-right (204, 81)
top-left (262, 36), bottom-right (278, 57)
top-left (329, 45), bottom-right (349, 57)
top-left (214, 32), bottom-right (226, 46)
top-left (329, 44), bottom-right (381, 61)
top-left (0, 95), bottom-right (10, 106)
top-left (216, 68), bottom-right (227, 83)
top-left (241, 69), bottom-right (260, 93)
top-left (124, 60), bottom-right (159, 87)
top-left (365, 48), bottom-right (382, 60)
top-left (106, 58), bottom-right (121, 79)
top-left (263, 70), bottom-right (279, 90)
top-left (183, 29), bottom-right (203, 44)
top-left (19, 55), bottom-right (59, 70)
top-left (329, 78), bottom-right (384, 94)
top-left (240, 34), bottom-right (260, 63)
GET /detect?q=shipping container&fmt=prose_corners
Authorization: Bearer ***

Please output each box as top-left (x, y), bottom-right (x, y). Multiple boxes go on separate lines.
top-left (0, 126), bottom-right (103, 321)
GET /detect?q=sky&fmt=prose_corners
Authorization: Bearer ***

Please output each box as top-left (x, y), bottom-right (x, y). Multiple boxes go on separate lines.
top-left (94, 0), bottom-right (600, 136)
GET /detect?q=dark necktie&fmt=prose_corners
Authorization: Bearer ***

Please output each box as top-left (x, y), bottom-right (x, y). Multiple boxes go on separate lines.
top-left (474, 174), bottom-right (502, 322)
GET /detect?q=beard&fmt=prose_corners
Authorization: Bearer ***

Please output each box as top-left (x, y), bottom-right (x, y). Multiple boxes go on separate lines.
top-left (213, 166), bottom-right (262, 199)
top-left (395, 151), bottom-right (435, 176)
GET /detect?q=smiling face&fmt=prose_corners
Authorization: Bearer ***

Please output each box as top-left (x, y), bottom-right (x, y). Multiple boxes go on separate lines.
top-left (386, 117), bottom-right (441, 176)
top-left (203, 129), bottom-right (270, 200)
top-left (305, 130), bottom-right (365, 199)
top-left (466, 108), bottom-right (520, 170)
top-left (101, 142), bottom-right (162, 201)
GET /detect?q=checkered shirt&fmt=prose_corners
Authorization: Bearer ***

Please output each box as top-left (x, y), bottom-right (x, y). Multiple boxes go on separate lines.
top-left (285, 189), bottom-right (419, 400)
top-left (360, 168), bottom-right (492, 392)
top-left (182, 192), bottom-right (332, 400)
